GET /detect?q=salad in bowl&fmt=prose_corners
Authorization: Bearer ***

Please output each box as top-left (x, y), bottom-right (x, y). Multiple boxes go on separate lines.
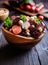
top-left (2, 14), bottom-right (46, 46)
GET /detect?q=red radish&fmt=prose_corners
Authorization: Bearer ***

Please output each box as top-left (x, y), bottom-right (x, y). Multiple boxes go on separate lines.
top-left (30, 3), bottom-right (35, 7)
top-left (22, 22), bottom-right (30, 29)
top-left (38, 15), bottom-right (44, 21)
top-left (15, 16), bottom-right (20, 19)
top-left (26, 21), bottom-right (30, 28)
top-left (11, 16), bottom-right (20, 20)
top-left (35, 4), bottom-right (44, 13)
top-left (11, 16), bottom-right (16, 20)
top-left (25, 5), bottom-right (31, 11)
top-left (31, 6), bottom-right (36, 12)
top-left (12, 25), bottom-right (22, 35)
top-left (20, 6), bottom-right (24, 10)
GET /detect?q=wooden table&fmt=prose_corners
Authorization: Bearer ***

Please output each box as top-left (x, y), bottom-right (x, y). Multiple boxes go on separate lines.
top-left (0, 1), bottom-right (48, 65)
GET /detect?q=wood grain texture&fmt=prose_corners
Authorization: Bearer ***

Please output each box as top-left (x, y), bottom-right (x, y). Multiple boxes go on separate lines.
top-left (35, 29), bottom-right (48, 65)
top-left (0, 13), bottom-right (48, 65)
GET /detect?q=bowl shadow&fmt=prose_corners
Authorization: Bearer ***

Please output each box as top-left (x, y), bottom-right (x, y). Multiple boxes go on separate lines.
top-left (0, 44), bottom-right (31, 63)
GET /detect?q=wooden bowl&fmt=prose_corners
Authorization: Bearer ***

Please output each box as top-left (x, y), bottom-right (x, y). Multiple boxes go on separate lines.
top-left (2, 27), bottom-right (45, 48)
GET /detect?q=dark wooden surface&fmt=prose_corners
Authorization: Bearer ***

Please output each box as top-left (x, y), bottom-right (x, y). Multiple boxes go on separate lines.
top-left (0, 1), bottom-right (48, 65)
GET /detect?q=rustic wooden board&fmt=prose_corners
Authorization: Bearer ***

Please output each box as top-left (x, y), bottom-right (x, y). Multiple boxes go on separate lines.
top-left (35, 30), bottom-right (48, 65)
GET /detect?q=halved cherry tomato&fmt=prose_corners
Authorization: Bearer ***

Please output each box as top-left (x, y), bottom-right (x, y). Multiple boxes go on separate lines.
top-left (20, 6), bottom-right (24, 10)
top-left (12, 25), bottom-right (22, 35)
top-left (38, 15), bottom-right (44, 21)
top-left (31, 6), bottom-right (36, 12)
top-left (25, 5), bottom-right (31, 11)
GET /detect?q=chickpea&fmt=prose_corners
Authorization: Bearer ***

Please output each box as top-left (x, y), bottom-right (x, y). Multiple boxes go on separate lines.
top-left (18, 20), bottom-right (23, 26)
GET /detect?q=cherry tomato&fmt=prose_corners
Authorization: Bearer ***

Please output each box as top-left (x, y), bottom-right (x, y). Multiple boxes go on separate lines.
top-left (20, 6), bottom-right (24, 10)
top-left (25, 5), bottom-right (31, 11)
top-left (35, 8), bottom-right (39, 13)
top-left (30, 3), bottom-right (35, 7)
top-left (38, 15), bottom-right (44, 21)
top-left (35, 4), bottom-right (44, 13)
top-left (31, 6), bottom-right (36, 12)
top-left (12, 25), bottom-right (22, 35)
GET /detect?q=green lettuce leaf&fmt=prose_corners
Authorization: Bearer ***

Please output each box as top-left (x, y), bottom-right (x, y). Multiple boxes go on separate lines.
top-left (4, 17), bottom-right (13, 28)
top-left (34, 18), bottom-right (41, 25)
top-left (20, 14), bottom-right (27, 22)
top-left (25, 0), bottom-right (34, 4)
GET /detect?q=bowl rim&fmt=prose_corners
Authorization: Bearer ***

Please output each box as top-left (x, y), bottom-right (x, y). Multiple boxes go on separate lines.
top-left (2, 26), bottom-right (46, 40)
